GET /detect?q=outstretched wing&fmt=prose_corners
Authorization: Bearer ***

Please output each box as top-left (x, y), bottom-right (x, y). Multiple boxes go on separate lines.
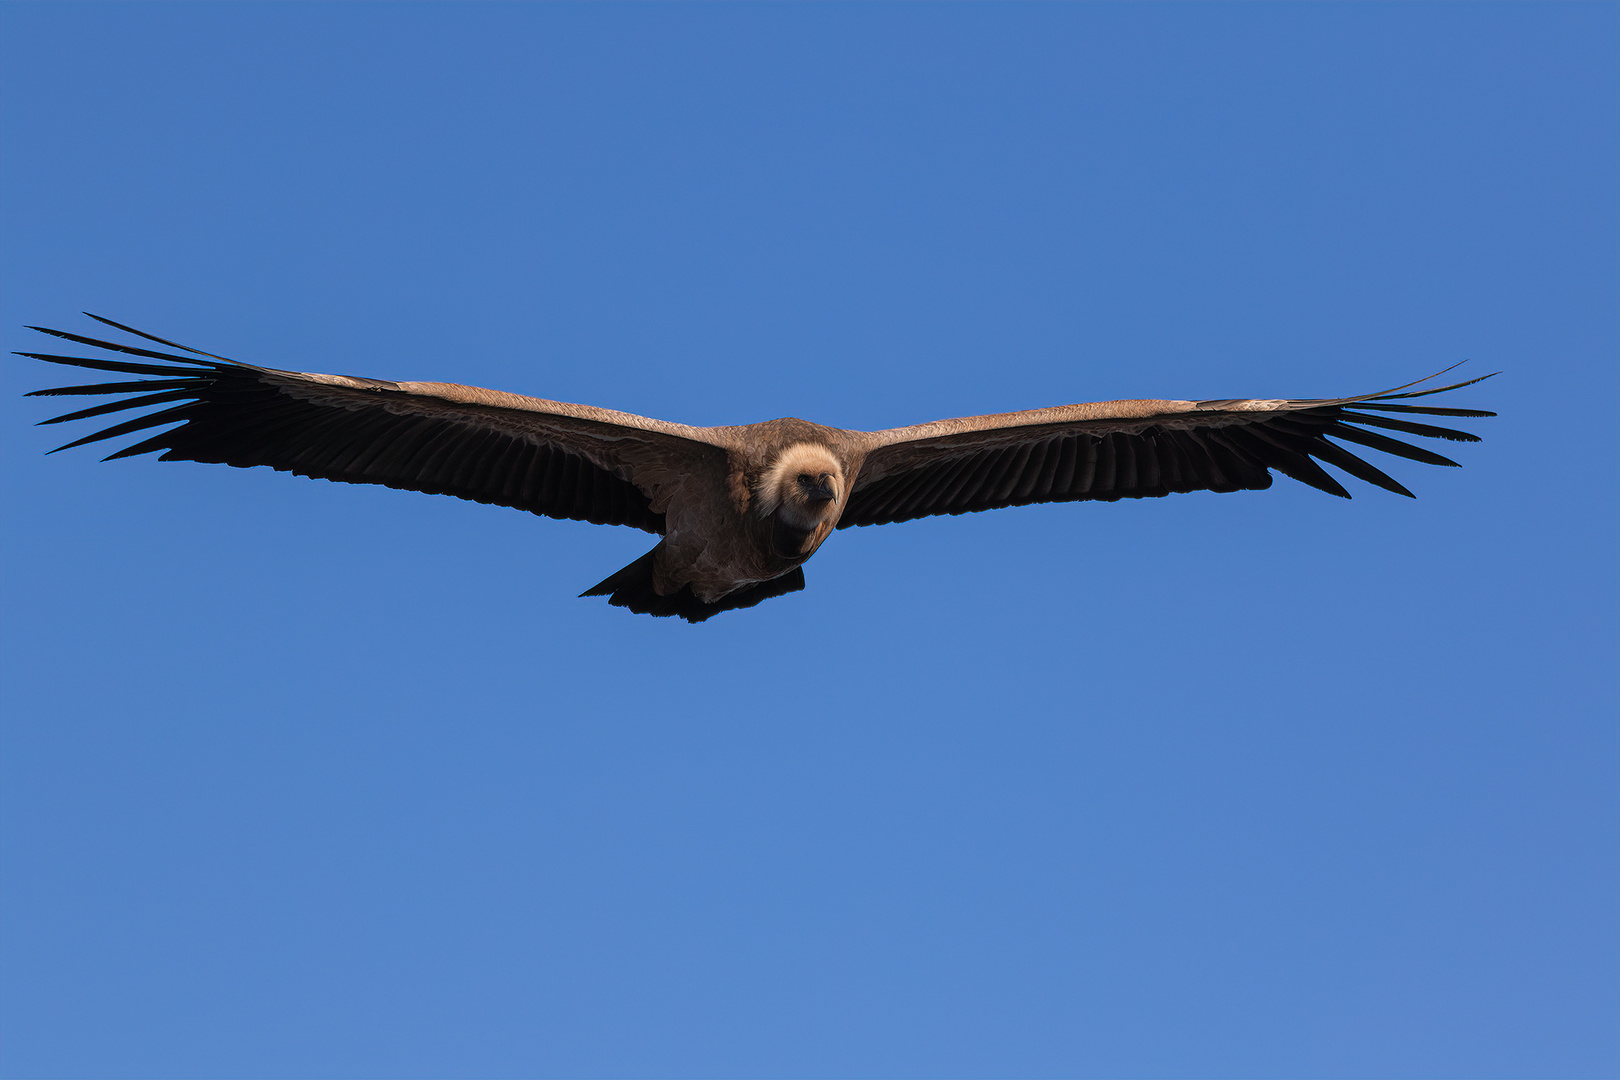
top-left (842, 370), bottom-right (1495, 528)
top-left (18, 315), bottom-right (728, 534)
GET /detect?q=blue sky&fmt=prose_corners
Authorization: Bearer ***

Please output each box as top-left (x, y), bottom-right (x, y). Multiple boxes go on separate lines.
top-left (0, 4), bottom-right (1614, 1077)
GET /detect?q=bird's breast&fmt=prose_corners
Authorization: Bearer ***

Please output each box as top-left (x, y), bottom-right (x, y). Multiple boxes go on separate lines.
top-left (769, 515), bottom-right (819, 559)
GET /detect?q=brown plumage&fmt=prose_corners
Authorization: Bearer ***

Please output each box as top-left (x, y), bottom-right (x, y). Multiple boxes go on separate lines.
top-left (17, 316), bottom-right (1496, 622)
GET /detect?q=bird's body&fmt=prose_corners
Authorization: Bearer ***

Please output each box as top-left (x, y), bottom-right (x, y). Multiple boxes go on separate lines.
top-left (18, 316), bottom-right (1494, 621)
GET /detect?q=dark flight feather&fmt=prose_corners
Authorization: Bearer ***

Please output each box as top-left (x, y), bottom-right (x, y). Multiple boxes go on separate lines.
top-left (840, 376), bottom-right (1496, 527)
top-left (20, 326), bottom-right (668, 532)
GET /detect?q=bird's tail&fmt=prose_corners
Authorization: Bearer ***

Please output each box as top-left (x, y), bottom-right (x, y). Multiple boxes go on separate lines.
top-left (582, 543), bottom-right (805, 623)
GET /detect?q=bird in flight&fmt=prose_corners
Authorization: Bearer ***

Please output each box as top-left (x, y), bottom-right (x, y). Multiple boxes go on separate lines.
top-left (18, 316), bottom-right (1494, 622)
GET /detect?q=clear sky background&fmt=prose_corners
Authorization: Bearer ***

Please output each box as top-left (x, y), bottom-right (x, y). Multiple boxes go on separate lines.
top-left (1, 4), bottom-right (1614, 1078)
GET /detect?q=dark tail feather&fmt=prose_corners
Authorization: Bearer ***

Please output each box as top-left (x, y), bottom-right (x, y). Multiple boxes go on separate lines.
top-left (581, 544), bottom-right (805, 623)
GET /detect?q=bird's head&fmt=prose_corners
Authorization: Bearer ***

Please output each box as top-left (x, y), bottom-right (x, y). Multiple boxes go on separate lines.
top-left (756, 442), bottom-right (844, 528)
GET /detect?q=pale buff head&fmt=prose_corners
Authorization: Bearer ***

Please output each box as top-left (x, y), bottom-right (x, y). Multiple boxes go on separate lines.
top-left (755, 442), bottom-right (845, 526)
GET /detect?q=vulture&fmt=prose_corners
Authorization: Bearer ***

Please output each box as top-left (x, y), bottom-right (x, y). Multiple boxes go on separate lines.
top-left (17, 315), bottom-right (1495, 622)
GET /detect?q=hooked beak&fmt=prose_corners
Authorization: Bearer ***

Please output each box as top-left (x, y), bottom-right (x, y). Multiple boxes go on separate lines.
top-left (806, 479), bottom-right (835, 502)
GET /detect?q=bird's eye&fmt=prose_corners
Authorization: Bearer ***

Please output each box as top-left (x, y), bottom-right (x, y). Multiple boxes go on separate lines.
top-left (798, 474), bottom-right (813, 484)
